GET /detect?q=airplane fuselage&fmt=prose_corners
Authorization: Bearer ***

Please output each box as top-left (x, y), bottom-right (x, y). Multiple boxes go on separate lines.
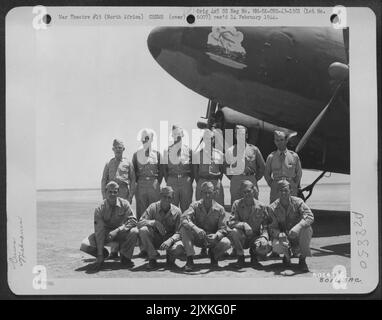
top-left (148, 27), bottom-right (349, 174)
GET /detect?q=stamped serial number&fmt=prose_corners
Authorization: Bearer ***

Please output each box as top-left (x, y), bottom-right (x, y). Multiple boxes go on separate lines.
top-left (353, 211), bottom-right (369, 269)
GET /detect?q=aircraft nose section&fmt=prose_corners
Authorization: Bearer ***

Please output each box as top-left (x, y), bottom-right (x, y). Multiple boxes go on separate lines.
top-left (147, 27), bottom-right (183, 59)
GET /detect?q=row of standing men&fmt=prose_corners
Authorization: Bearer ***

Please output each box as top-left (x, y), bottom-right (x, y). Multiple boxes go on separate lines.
top-left (101, 125), bottom-right (302, 216)
top-left (80, 125), bottom-right (313, 273)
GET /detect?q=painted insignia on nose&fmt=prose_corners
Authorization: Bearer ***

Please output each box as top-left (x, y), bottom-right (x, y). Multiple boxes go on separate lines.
top-left (206, 27), bottom-right (247, 69)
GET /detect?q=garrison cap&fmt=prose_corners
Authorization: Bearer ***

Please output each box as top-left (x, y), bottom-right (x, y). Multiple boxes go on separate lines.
top-left (172, 125), bottom-right (184, 137)
top-left (113, 139), bottom-right (124, 147)
top-left (160, 186), bottom-right (174, 195)
top-left (141, 128), bottom-right (154, 141)
top-left (274, 130), bottom-right (287, 139)
top-left (240, 180), bottom-right (259, 193)
top-left (172, 124), bottom-right (182, 131)
top-left (240, 180), bottom-right (253, 189)
top-left (201, 181), bottom-right (214, 191)
top-left (235, 124), bottom-right (247, 132)
top-left (106, 181), bottom-right (119, 190)
top-left (277, 179), bottom-right (290, 191)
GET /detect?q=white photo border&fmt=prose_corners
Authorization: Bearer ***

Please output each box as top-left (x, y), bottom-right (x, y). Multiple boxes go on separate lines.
top-left (5, 6), bottom-right (379, 294)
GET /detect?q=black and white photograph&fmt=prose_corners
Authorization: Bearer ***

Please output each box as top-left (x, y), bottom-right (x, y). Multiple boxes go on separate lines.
top-left (5, 6), bottom-right (379, 295)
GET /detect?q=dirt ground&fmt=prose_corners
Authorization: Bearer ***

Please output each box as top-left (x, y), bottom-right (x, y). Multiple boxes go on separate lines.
top-left (37, 199), bottom-right (350, 279)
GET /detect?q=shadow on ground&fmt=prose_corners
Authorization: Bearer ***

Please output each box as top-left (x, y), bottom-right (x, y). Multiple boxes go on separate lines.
top-left (311, 242), bottom-right (350, 258)
top-left (262, 261), bottom-right (309, 276)
top-left (74, 250), bottom-right (321, 276)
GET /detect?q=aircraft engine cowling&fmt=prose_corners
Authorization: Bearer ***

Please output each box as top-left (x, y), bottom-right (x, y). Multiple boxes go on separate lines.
top-left (328, 62), bottom-right (349, 82)
top-left (216, 107), bottom-right (296, 138)
top-left (215, 107), bottom-right (298, 157)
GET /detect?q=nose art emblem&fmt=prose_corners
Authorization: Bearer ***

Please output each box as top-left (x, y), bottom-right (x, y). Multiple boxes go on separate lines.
top-left (206, 27), bottom-right (247, 69)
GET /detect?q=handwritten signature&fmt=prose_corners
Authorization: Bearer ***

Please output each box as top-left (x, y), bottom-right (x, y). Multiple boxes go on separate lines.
top-left (8, 216), bottom-right (26, 269)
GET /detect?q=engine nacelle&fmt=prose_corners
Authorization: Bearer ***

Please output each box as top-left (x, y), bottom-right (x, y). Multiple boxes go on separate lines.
top-left (216, 107), bottom-right (296, 138)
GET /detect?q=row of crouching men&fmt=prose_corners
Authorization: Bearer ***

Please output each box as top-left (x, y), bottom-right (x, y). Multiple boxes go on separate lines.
top-left (80, 125), bottom-right (313, 273)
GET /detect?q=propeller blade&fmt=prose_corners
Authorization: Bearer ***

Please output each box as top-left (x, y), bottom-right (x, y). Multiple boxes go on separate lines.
top-left (194, 137), bottom-right (204, 153)
top-left (296, 83), bottom-right (342, 153)
top-left (343, 28), bottom-right (349, 63)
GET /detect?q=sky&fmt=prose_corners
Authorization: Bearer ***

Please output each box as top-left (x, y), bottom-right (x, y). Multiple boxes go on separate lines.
top-left (7, 11), bottom-right (349, 189)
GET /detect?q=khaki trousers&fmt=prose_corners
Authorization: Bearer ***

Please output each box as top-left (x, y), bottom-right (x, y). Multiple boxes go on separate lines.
top-left (138, 226), bottom-right (180, 260)
top-left (167, 176), bottom-right (193, 212)
top-left (228, 228), bottom-right (271, 256)
top-left (272, 226), bottom-right (313, 257)
top-left (80, 227), bottom-right (139, 259)
top-left (178, 226), bottom-right (231, 259)
top-left (135, 178), bottom-right (160, 220)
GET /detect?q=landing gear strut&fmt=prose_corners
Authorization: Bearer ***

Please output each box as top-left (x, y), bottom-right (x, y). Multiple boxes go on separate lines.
top-left (298, 171), bottom-right (327, 202)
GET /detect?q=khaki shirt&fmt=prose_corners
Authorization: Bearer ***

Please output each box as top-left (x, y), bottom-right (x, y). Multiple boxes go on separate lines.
top-left (94, 198), bottom-right (137, 255)
top-left (101, 157), bottom-right (136, 199)
top-left (140, 201), bottom-right (182, 242)
top-left (264, 149), bottom-right (302, 186)
top-left (225, 143), bottom-right (265, 179)
top-left (133, 149), bottom-right (162, 180)
top-left (194, 148), bottom-right (225, 180)
top-left (268, 196), bottom-right (314, 238)
top-left (181, 200), bottom-right (227, 240)
top-left (164, 143), bottom-right (192, 176)
top-left (228, 198), bottom-right (269, 239)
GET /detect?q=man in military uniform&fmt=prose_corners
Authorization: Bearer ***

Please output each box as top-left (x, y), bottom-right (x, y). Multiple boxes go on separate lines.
top-left (132, 129), bottom-right (164, 220)
top-left (80, 182), bottom-right (139, 272)
top-left (228, 180), bottom-right (271, 268)
top-left (137, 186), bottom-right (182, 270)
top-left (193, 129), bottom-right (225, 206)
top-left (178, 181), bottom-right (231, 272)
top-left (225, 125), bottom-right (265, 204)
top-left (101, 139), bottom-right (136, 203)
top-left (101, 139), bottom-right (136, 259)
top-left (163, 125), bottom-right (193, 212)
top-left (264, 130), bottom-right (302, 203)
top-left (268, 180), bottom-right (314, 272)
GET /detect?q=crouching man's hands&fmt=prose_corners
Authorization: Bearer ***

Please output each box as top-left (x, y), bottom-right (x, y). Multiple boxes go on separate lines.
top-left (137, 219), bottom-right (155, 229)
top-left (288, 227), bottom-right (299, 240)
top-left (107, 226), bottom-right (123, 242)
top-left (159, 238), bottom-right (173, 250)
top-left (243, 223), bottom-right (253, 237)
top-left (206, 233), bottom-right (219, 246)
top-left (278, 232), bottom-right (290, 248)
top-left (194, 226), bottom-right (207, 240)
top-left (255, 237), bottom-right (268, 248)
